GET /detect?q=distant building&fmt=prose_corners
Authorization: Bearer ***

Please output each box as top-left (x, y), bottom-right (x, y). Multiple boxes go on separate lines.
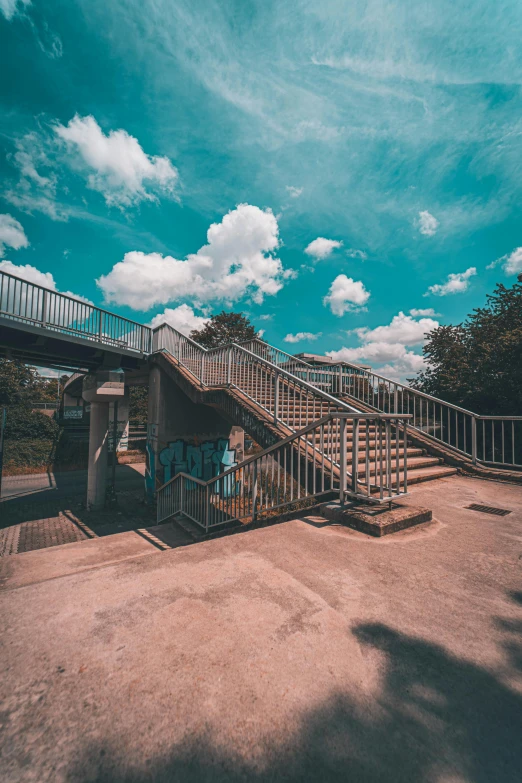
top-left (293, 352), bottom-right (371, 371)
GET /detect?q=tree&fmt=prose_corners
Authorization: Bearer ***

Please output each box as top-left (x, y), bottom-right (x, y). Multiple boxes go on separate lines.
top-left (190, 311), bottom-right (258, 349)
top-left (413, 280), bottom-right (522, 414)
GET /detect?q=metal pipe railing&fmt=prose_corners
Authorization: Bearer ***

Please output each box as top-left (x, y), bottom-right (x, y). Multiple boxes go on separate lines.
top-left (156, 412), bottom-right (412, 528)
top-left (0, 270), bottom-right (152, 354)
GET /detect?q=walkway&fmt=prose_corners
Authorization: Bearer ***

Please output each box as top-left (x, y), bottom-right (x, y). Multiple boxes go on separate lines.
top-left (1, 474), bottom-right (521, 782)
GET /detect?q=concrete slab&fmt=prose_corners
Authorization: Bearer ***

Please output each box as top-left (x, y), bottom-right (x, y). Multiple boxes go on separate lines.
top-left (320, 500), bottom-right (432, 536)
top-left (1, 473), bottom-right (522, 782)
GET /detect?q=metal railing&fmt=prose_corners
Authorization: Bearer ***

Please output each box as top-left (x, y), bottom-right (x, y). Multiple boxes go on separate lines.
top-left (156, 412), bottom-right (411, 529)
top-left (0, 270), bottom-right (152, 354)
top-left (153, 323), bottom-right (361, 432)
top-left (330, 363), bottom-right (522, 469)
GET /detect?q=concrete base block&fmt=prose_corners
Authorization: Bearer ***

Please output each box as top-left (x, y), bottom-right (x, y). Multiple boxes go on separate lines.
top-left (320, 500), bottom-right (432, 537)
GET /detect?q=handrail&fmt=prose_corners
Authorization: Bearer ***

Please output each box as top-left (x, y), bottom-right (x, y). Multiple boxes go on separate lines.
top-left (158, 411), bottom-right (412, 493)
top-left (0, 270), bottom-right (152, 354)
top-left (156, 411), bottom-right (412, 528)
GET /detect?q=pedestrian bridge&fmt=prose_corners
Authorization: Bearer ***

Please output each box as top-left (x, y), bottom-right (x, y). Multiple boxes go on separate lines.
top-left (1, 269), bottom-right (520, 520)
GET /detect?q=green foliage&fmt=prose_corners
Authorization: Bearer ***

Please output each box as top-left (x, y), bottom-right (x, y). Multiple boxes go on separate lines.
top-left (414, 280), bottom-right (522, 414)
top-left (3, 439), bottom-right (56, 474)
top-left (4, 407), bottom-right (59, 440)
top-left (129, 386), bottom-right (148, 424)
top-left (190, 311), bottom-right (257, 349)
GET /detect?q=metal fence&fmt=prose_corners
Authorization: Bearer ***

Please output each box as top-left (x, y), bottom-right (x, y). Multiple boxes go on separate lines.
top-left (0, 270), bottom-right (152, 354)
top-left (156, 412), bottom-right (411, 529)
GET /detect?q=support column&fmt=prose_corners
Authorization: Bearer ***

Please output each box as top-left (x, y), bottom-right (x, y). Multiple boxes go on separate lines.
top-left (87, 401), bottom-right (110, 510)
top-left (82, 369), bottom-right (125, 511)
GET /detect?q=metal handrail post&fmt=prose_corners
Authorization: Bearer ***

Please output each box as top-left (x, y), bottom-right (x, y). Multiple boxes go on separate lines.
top-left (471, 416), bottom-right (477, 464)
top-left (274, 371), bottom-right (279, 424)
top-left (351, 418), bottom-right (359, 496)
top-left (338, 364), bottom-right (343, 395)
top-left (339, 417), bottom-right (347, 504)
top-left (205, 484), bottom-right (210, 533)
top-left (200, 354), bottom-right (205, 386)
top-left (42, 290), bottom-right (48, 327)
top-left (252, 461), bottom-right (258, 521)
top-left (227, 347), bottom-right (232, 385)
top-left (98, 311), bottom-right (104, 342)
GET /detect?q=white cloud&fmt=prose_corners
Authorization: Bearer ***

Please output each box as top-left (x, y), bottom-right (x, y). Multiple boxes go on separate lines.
top-left (0, 0), bottom-right (30, 20)
top-left (285, 186), bottom-right (303, 198)
top-left (0, 214), bottom-right (29, 256)
top-left (345, 248), bottom-right (367, 260)
top-left (488, 247), bottom-right (522, 276)
top-left (0, 260), bottom-right (92, 303)
top-left (326, 310), bottom-right (436, 382)
top-left (426, 267), bottom-right (477, 296)
top-left (417, 210), bottom-right (439, 237)
top-left (257, 328), bottom-right (265, 339)
top-left (305, 237), bottom-right (343, 261)
top-left (258, 313), bottom-right (273, 321)
top-left (149, 304), bottom-right (209, 335)
top-left (283, 331), bottom-right (322, 343)
top-left (5, 131), bottom-right (67, 221)
top-left (323, 274), bottom-right (370, 316)
top-left (54, 115), bottom-right (179, 208)
top-left (98, 204), bottom-right (289, 310)
top-left (409, 307), bottom-right (440, 317)
top-left (353, 311), bottom-right (439, 346)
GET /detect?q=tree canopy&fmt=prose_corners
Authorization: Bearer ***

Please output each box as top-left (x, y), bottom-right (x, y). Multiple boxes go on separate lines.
top-left (190, 311), bottom-right (258, 349)
top-left (0, 359), bottom-right (60, 440)
top-left (413, 279), bottom-right (522, 415)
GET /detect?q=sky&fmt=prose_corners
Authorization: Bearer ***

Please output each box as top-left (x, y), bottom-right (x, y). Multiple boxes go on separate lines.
top-left (1, 0), bottom-right (522, 381)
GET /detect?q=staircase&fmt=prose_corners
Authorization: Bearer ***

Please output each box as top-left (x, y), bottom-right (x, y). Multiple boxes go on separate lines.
top-left (152, 325), bottom-right (457, 531)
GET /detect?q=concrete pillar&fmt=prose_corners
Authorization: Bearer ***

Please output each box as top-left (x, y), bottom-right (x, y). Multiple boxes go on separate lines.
top-left (83, 370), bottom-right (125, 511)
top-left (109, 386), bottom-right (130, 452)
top-left (87, 401), bottom-right (110, 510)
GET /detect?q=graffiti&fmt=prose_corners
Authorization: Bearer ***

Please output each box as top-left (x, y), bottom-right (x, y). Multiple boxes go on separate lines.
top-left (159, 438), bottom-right (240, 497)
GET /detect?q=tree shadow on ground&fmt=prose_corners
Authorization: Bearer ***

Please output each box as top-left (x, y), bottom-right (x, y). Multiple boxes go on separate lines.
top-left (63, 619), bottom-right (522, 783)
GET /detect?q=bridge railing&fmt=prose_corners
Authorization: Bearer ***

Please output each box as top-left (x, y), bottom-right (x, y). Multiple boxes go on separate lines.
top-left (156, 412), bottom-right (412, 529)
top-left (0, 270), bottom-right (152, 354)
top-left (335, 362), bottom-right (522, 469)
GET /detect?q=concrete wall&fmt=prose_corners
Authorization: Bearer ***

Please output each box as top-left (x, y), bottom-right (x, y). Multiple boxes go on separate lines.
top-left (146, 365), bottom-right (244, 498)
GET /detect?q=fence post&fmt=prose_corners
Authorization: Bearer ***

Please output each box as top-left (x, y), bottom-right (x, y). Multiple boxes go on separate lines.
top-left (403, 420), bottom-right (408, 493)
top-left (338, 364), bottom-right (343, 395)
top-left (273, 371), bottom-right (279, 424)
top-left (471, 416), bottom-right (477, 464)
top-left (351, 418), bottom-right (360, 496)
top-left (42, 290), bottom-right (48, 327)
top-left (200, 354), bottom-right (205, 386)
top-left (98, 311), bottom-right (104, 342)
top-left (0, 407), bottom-right (6, 500)
top-left (252, 461), bottom-right (258, 521)
top-left (227, 347), bottom-right (232, 385)
top-left (339, 417), bottom-right (347, 504)
top-left (205, 484), bottom-right (210, 533)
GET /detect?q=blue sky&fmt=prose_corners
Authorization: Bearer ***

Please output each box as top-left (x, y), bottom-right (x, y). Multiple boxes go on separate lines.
top-left (1, 0), bottom-right (522, 380)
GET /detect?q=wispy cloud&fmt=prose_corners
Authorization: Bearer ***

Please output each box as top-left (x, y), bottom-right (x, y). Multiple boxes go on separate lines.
top-left (417, 210), bottom-right (439, 237)
top-left (283, 331), bottom-right (322, 343)
top-left (425, 267), bottom-right (477, 296)
top-left (0, 214), bottom-right (29, 256)
top-left (487, 247), bottom-right (522, 276)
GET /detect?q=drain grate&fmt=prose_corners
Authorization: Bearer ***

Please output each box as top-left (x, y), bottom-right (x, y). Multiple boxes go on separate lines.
top-left (466, 503), bottom-right (512, 517)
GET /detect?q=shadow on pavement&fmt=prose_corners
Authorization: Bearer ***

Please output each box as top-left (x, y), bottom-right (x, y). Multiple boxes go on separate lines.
top-left (63, 612), bottom-right (522, 783)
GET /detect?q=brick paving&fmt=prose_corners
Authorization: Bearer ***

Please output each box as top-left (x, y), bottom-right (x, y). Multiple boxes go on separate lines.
top-left (0, 490), bottom-right (156, 556)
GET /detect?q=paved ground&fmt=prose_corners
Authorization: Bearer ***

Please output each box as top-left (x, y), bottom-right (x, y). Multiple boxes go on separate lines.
top-left (1, 473), bottom-right (522, 782)
top-left (0, 465), bottom-right (151, 556)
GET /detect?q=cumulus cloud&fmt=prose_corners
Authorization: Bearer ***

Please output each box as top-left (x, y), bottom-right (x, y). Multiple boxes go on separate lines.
top-left (283, 331), bottom-right (322, 343)
top-left (0, 214), bottom-right (29, 256)
top-left (0, 0), bottom-right (30, 20)
top-left (323, 274), bottom-right (370, 316)
top-left (305, 237), bottom-right (343, 261)
top-left (409, 307), bottom-right (440, 317)
top-left (326, 310), bottom-right (437, 382)
top-left (0, 260), bottom-right (92, 303)
top-left (426, 267), bottom-right (477, 296)
top-left (285, 186), bottom-right (303, 198)
top-left (487, 247), bottom-right (522, 276)
top-left (417, 210), bottom-right (439, 237)
top-left (353, 311), bottom-right (439, 346)
top-left (54, 115), bottom-right (179, 208)
top-left (149, 304), bottom-right (209, 335)
top-left (98, 204), bottom-right (290, 310)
